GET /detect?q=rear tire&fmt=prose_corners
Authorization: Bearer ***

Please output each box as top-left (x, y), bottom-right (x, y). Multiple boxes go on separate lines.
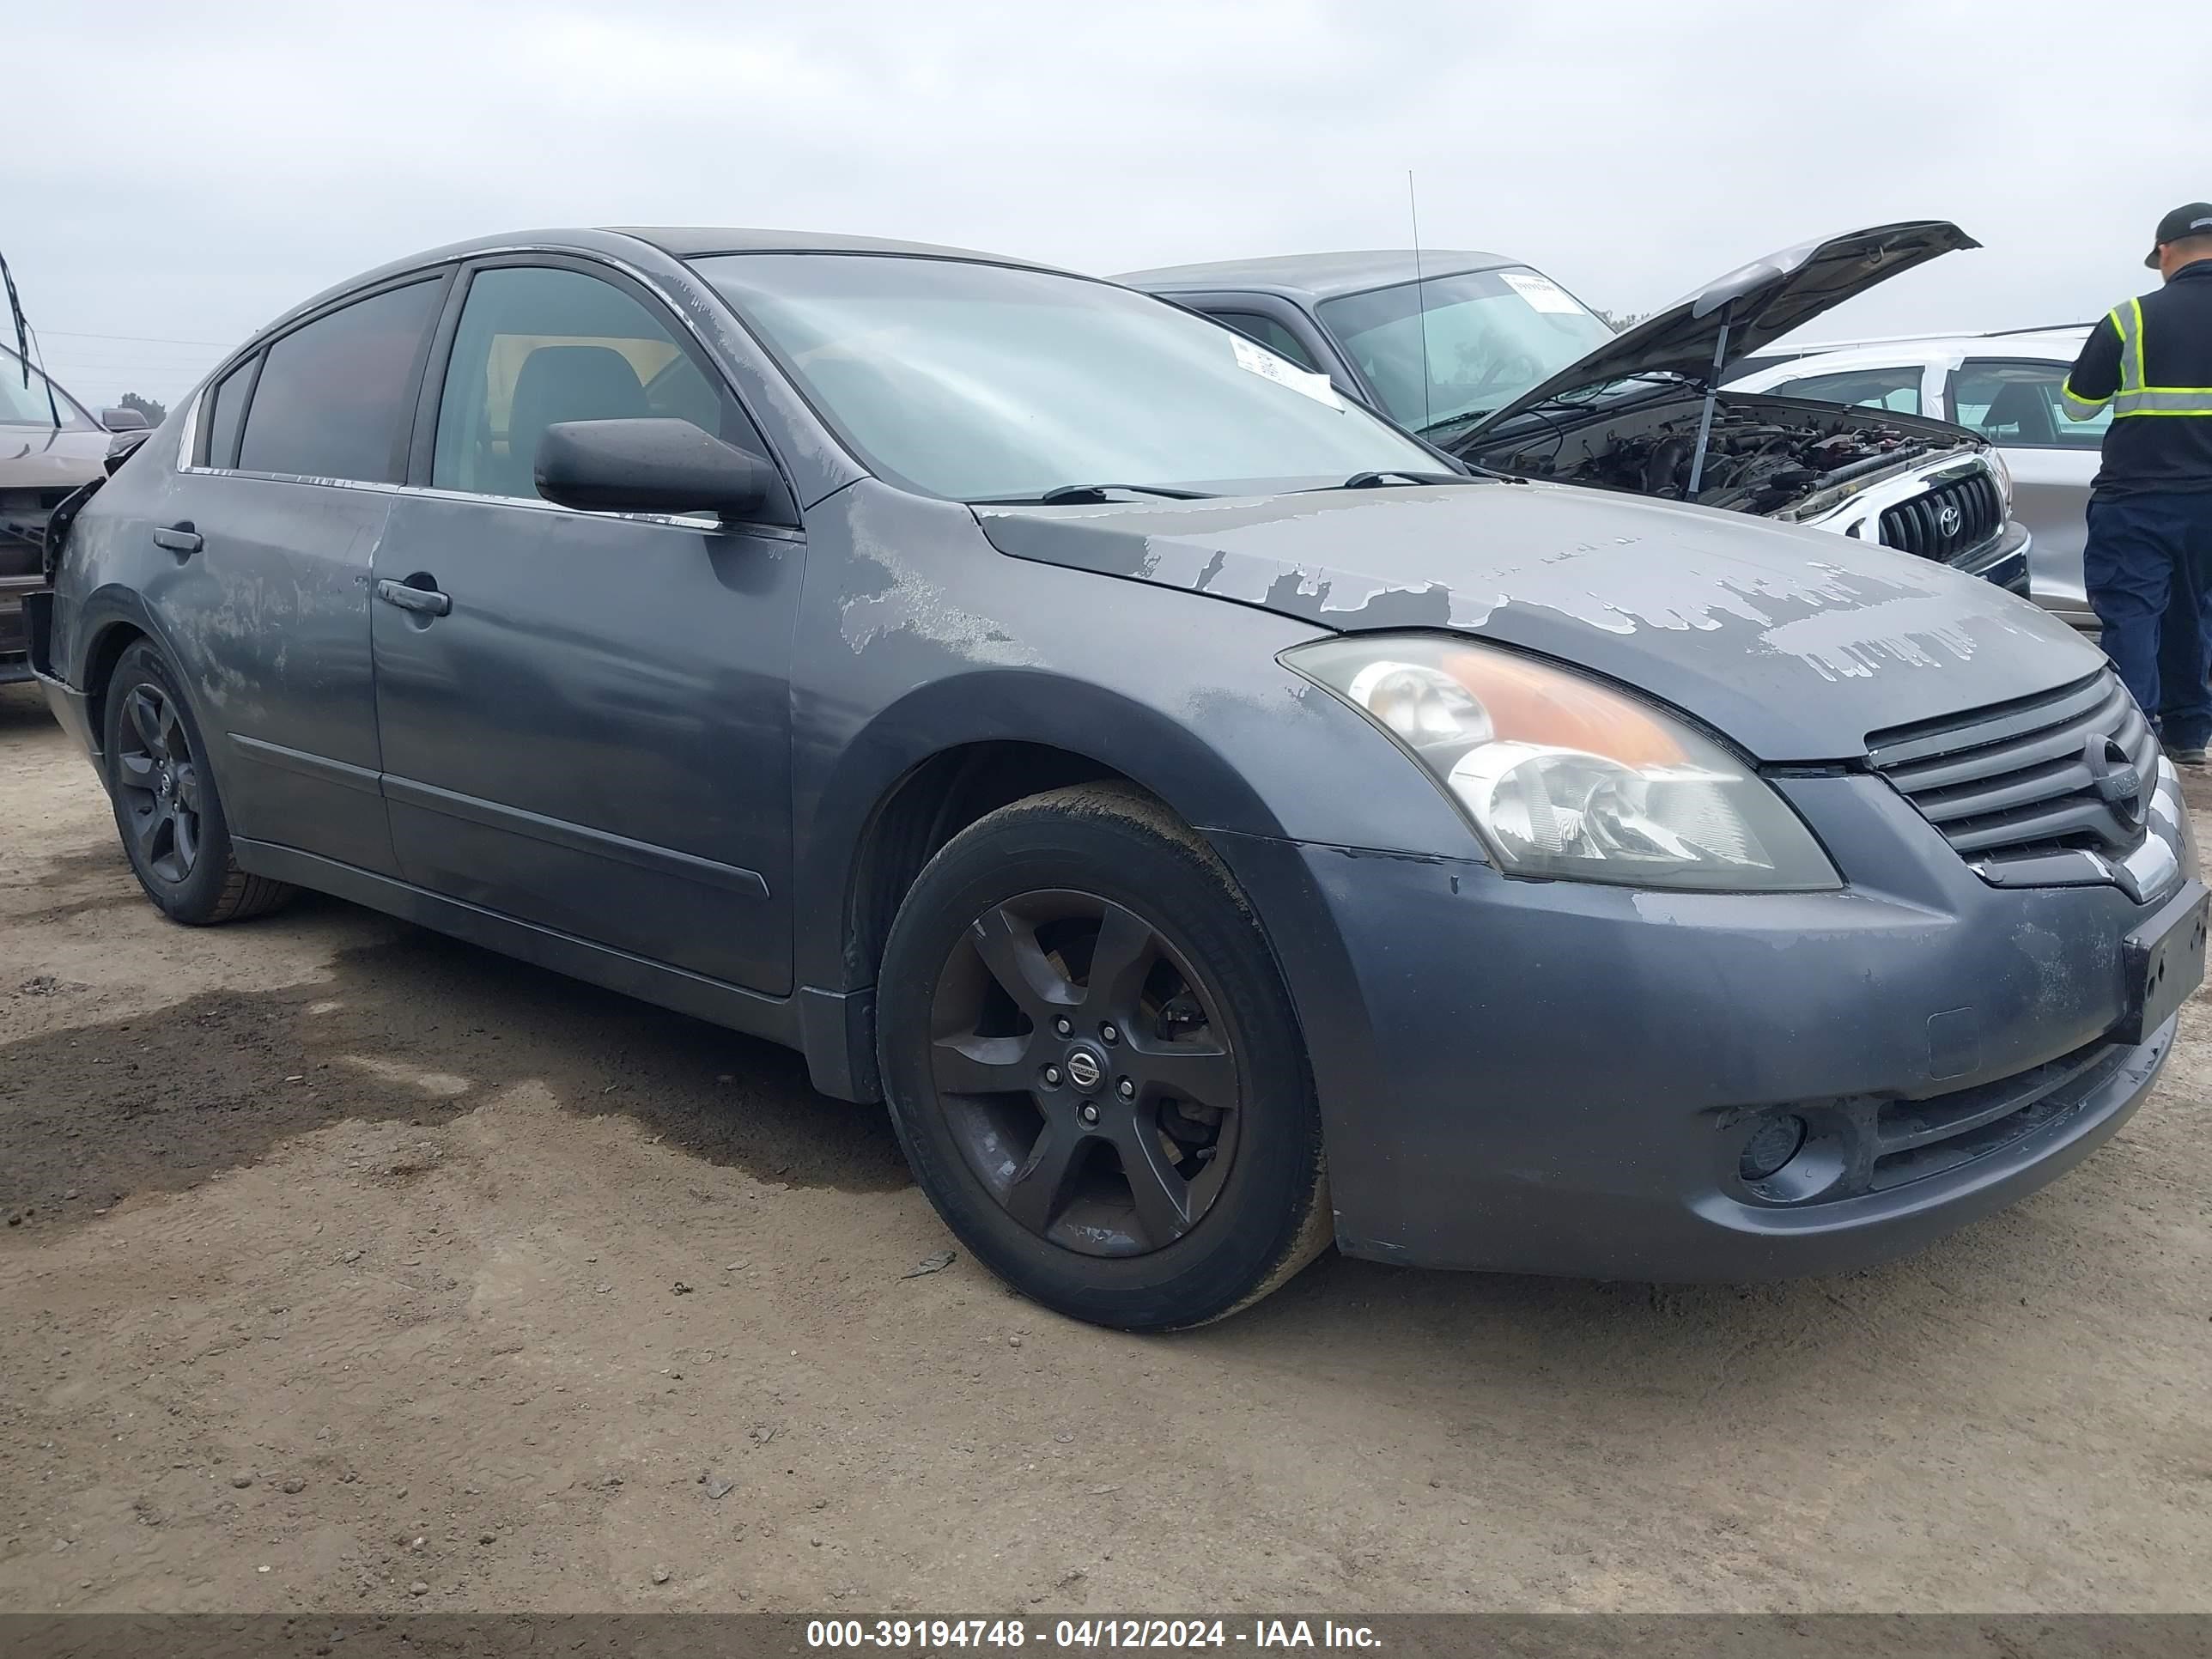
top-left (102, 641), bottom-right (295, 925)
top-left (878, 784), bottom-right (1330, 1330)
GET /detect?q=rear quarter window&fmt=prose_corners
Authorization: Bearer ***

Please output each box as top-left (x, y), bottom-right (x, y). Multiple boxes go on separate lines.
top-left (1206, 311), bottom-right (1320, 372)
top-left (200, 356), bottom-right (258, 469)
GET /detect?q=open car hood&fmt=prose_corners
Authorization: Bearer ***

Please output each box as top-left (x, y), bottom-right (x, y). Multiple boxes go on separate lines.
top-left (1451, 222), bottom-right (1978, 446)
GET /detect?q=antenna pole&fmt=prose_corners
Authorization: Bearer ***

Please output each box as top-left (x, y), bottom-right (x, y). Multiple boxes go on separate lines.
top-left (1407, 170), bottom-right (1432, 432)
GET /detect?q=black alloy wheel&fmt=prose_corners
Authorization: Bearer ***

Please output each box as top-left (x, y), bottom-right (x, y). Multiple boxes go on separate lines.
top-left (112, 680), bottom-right (205, 885)
top-left (878, 784), bottom-right (1329, 1330)
top-left (928, 890), bottom-right (1243, 1257)
top-left (101, 641), bottom-right (295, 925)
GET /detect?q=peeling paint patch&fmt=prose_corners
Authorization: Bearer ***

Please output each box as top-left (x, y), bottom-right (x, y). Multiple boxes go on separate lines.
top-left (842, 493), bottom-right (1036, 665)
top-left (972, 482), bottom-right (1926, 645)
top-left (1759, 592), bottom-right (1992, 681)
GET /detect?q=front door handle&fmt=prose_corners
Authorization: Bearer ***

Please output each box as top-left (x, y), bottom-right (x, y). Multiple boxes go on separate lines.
top-left (153, 524), bottom-right (202, 555)
top-left (375, 577), bottom-right (452, 617)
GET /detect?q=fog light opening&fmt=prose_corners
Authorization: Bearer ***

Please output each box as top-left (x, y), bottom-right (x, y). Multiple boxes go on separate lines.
top-left (1739, 1114), bottom-right (1808, 1183)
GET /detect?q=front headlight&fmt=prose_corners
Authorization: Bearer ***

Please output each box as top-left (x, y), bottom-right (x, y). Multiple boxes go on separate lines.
top-left (1286, 634), bottom-right (1840, 891)
top-left (1986, 448), bottom-right (2014, 515)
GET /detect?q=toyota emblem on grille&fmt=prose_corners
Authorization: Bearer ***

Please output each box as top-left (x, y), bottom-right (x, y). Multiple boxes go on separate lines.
top-left (2084, 734), bottom-right (2143, 830)
top-left (1936, 502), bottom-right (1962, 537)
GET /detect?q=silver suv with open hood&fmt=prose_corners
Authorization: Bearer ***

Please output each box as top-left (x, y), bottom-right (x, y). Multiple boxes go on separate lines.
top-left (1123, 222), bottom-right (2028, 592)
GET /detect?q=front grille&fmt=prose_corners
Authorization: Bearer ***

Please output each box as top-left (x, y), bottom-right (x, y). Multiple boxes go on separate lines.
top-left (1878, 471), bottom-right (2004, 560)
top-left (1867, 669), bottom-right (2157, 863)
top-left (1869, 1038), bottom-right (2128, 1192)
top-left (1730, 1031), bottom-right (2144, 1209)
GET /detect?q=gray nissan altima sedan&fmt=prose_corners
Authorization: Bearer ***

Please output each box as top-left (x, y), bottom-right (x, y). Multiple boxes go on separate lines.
top-left (26, 228), bottom-right (2209, 1329)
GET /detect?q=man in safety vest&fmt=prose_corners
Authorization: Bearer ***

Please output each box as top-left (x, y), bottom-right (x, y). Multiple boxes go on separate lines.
top-left (2065, 202), bottom-right (2212, 762)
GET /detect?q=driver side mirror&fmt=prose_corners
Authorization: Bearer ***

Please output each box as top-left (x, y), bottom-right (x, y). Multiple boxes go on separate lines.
top-left (533, 418), bottom-right (779, 522)
top-left (100, 406), bottom-right (151, 433)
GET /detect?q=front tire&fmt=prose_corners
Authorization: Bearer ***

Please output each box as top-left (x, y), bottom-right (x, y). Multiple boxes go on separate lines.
top-left (878, 785), bottom-right (1329, 1330)
top-left (102, 641), bottom-right (294, 925)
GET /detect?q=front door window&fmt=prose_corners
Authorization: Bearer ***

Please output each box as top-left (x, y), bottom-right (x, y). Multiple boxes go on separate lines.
top-left (432, 265), bottom-right (733, 500)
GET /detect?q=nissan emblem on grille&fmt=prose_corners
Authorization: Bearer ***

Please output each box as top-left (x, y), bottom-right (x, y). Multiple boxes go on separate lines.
top-left (1866, 670), bottom-right (2159, 873)
top-left (2085, 734), bottom-right (2144, 831)
top-left (1936, 502), bottom-right (1961, 538)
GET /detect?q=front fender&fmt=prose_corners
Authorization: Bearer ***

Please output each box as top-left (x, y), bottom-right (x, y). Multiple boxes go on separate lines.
top-left (788, 489), bottom-right (1482, 995)
top-left (780, 481), bottom-right (1483, 1099)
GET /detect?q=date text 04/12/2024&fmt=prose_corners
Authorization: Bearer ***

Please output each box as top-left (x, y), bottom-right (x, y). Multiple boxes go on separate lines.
top-left (804, 1620), bottom-right (1382, 1649)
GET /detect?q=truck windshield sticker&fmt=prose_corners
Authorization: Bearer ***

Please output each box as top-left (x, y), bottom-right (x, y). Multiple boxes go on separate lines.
top-left (1231, 335), bottom-right (1341, 408)
top-left (1500, 270), bottom-right (1588, 316)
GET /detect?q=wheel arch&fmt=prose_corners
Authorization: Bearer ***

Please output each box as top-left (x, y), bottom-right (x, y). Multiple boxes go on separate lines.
top-left (71, 586), bottom-right (175, 762)
top-left (804, 668), bottom-right (1292, 986)
top-left (792, 669), bottom-right (1301, 1101)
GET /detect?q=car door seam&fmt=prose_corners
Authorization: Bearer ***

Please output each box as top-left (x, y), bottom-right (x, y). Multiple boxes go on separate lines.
top-left (379, 774), bottom-right (771, 900)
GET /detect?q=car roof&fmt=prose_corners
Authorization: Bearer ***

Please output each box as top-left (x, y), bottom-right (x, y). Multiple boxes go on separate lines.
top-left (612, 226), bottom-right (1053, 265)
top-left (1116, 249), bottom-right (1518, 301)
top-left (233, 227), bottom-right (1079, 364)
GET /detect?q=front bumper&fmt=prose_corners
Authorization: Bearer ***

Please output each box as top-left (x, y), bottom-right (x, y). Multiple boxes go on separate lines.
top-left (1214, 765), bottom-right (2190, 1280)
top-left (1954, 518), bottom-right (2031, 596)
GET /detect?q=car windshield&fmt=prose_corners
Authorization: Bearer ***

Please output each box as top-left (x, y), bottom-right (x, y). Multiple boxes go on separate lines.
top-left (689, 253), bottom-right (1439, 500)
top-left (1317, 267), bottom-right (1615, 435)
top-left (0, 348), bottom-right (95, 429)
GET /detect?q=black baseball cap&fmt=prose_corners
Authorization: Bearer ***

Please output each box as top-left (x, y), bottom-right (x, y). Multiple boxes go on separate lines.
top-left (2148, 202), bottom-right (2212, 267)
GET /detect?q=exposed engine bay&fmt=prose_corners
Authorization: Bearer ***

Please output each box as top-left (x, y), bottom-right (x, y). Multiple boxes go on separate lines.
top-left (1467, 391), bottom-right (1984, 520)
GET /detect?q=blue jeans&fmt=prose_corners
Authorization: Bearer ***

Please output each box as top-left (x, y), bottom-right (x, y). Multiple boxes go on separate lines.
top-left (2086, 492), bottom-right (2212, 750)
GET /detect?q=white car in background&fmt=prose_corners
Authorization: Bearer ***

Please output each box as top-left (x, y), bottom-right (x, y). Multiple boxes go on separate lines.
top-left (1729, 327), bottom-right (2099, 629)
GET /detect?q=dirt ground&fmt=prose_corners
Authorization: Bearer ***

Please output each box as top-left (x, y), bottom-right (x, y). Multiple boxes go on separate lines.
top-left (3, 678), bottom-right (2210, 1616)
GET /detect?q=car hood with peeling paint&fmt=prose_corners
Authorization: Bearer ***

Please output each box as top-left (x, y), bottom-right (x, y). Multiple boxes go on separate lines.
top-left (974, 480), bottom-right (2105, 763)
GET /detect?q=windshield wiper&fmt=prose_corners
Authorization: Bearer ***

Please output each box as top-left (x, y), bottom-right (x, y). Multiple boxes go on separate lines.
top-left (1, 248), bottom-right (62, 430)
top-left (1335, 469), bottom-right (1475, 489)
top-left (1321, 468), bottom-right (1515, 491)
top-left (1414, 409), bottom-right (1492, 437)
top-left (974, 483), bottom-right (1217, 506)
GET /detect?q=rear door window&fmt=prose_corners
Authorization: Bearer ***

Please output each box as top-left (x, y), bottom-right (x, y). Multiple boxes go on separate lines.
top-left (1952, 358), bottom-right (2106, 448)
top-left (431, 264), bottom-right (747, 501)
top-left (237, 280), bottom-right (444, 483)
top-left (1771, 366), bottom-right (1923, 415)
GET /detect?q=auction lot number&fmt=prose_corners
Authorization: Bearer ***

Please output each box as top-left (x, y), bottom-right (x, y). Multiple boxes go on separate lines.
top-left (806, 1620), bottom-right (1235, 1649)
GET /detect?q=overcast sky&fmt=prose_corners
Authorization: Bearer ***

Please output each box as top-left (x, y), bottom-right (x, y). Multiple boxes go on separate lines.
top-left (11, 0), bottom-right (2210, 410)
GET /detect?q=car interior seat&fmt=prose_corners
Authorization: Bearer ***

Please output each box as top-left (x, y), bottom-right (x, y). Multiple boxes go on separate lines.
top-left (1979, 379), bottom-right (2058, 447)
top-left (501, 345), bottom-right (649, 498)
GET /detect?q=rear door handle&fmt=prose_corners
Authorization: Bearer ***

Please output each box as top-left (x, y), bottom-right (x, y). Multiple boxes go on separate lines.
top-left (153, 524), bottom-right (202, 555)
top-left (374, 577), bottom-right (452, 617)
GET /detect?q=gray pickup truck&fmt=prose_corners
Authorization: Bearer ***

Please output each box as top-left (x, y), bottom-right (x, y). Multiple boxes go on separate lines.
top-left (1122, 222), bottom-right (2030, 594)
